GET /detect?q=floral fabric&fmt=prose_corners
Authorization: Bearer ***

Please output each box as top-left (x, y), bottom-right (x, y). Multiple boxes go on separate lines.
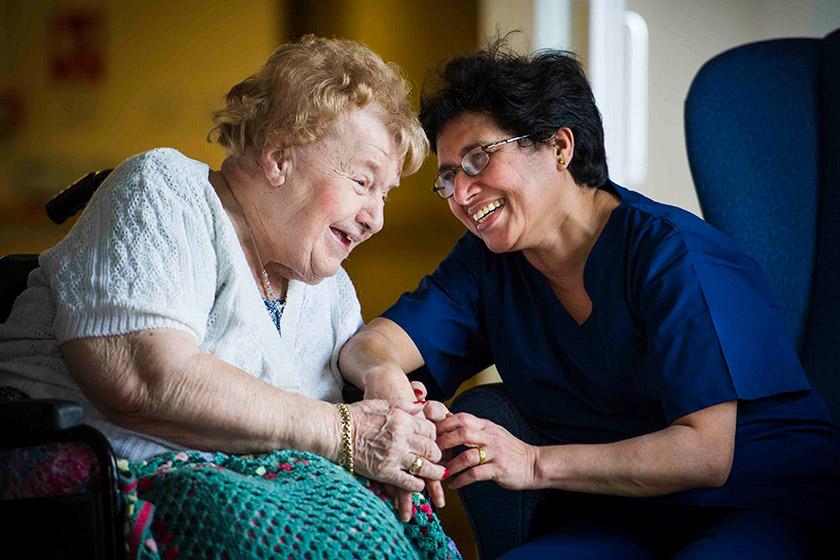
top-left (0, 441), bottom-right (99, 499)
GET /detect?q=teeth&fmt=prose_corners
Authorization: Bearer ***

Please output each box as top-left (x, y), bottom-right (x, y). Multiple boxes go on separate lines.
top-left (472, 200), bottom-right (504, 223)
top-left (332, 228), bottom-right (350, 245)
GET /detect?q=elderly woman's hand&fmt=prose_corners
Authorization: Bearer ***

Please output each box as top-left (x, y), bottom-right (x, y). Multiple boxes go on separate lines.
top-left (347, 399), bottom-right (447, 492)
top-left (436, 412), bottom-right (540, 491)
top-left (406, 386), bottom-right (451, 513)
top-left (381, 397), bottom-right (452, 522)
top-left (383, 393), bottom-right (453, 520)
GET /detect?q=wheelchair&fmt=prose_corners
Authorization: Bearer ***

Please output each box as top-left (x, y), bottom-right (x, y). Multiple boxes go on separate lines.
top-left (0, 169), bottom-right (121, 559)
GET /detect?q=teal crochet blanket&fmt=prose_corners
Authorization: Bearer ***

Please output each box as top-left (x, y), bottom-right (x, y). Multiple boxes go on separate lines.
top-left (119, 449), bottom-right (462, 559)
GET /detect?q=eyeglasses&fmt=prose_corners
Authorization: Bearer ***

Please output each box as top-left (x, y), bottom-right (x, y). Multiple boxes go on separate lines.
top-left (432, 134), bottom-right (530, 199)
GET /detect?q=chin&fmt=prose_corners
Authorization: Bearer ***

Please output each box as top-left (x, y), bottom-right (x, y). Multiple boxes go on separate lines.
top-left (298, 270), bottom-right (332, 285)
top-left (283, 265), bottom-right (327, 285)
top-left (305, 261), bottom-right (343, 284)
top-left (477, 232), bottom-right (516, 254)
top-left (482, 240), bottom-right (511, 254)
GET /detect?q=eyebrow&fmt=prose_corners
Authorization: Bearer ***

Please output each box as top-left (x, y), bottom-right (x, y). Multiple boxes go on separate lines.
top-left (353, 158), bottom-right (382, 179)
top-left (360, 158), bottom-right (400, 189)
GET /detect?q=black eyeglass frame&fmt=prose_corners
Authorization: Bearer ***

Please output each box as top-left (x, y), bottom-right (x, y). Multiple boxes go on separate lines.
top-left (431, 134), bottom-right (531, 199)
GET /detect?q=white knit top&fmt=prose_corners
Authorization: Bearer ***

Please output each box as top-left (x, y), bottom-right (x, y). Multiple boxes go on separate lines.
top-left (0, 148), bottom-right (364, 460)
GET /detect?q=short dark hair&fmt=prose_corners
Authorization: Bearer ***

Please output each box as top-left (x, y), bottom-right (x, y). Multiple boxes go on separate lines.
top-left (419, 40), bottom-right (609, 188)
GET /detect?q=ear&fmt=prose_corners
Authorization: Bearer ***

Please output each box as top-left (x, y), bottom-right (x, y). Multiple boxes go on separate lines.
top-left (259, 146), bottom-right (291, 187)
top-left (551, 128), bottom-right (575, 170)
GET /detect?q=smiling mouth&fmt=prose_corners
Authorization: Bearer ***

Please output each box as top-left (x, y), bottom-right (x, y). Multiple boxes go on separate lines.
top-left (472, 199), bottom-right (505, 224)
top-left (330, 227), bottom-right (353, 250)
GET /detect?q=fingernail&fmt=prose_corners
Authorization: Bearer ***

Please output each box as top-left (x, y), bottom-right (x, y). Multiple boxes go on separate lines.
top-left (443, 468), bottom-right (450, 480)
top-left (445, 412), bottom-right (453, 418)
top-left (413, 388), bottom-right (423, 397)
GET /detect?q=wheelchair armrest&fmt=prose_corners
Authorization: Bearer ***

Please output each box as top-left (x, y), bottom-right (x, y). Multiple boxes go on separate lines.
top-left (0, 398), bottom-right (125, 559)
top-left (0, 399), bottom-right (84, 435)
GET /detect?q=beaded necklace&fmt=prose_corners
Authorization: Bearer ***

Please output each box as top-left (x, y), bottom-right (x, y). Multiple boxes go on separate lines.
top-left (249, 231), bottom-right (286, 334)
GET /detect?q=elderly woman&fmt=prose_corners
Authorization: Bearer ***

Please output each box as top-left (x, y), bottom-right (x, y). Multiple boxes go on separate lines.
top-left (0, 36), bottom-right (460, 560)
top-left (340, 42), bottom-right (840, 558)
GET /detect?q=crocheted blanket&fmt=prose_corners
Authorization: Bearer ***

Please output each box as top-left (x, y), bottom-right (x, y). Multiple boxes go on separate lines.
top-left (119, 449), bottom-right (462, 559)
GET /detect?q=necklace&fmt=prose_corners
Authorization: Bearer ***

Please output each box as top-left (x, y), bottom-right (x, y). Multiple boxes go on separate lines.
top-left (245, 221), bottom-right (286, 334)
top-left (242, 216), bottom-right (281, 303)
top-left (222, 172), bottom-right (286, 331)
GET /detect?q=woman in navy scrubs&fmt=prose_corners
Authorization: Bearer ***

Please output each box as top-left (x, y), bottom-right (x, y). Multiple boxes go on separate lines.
top-left (340, 42), bottom-right (840, 558)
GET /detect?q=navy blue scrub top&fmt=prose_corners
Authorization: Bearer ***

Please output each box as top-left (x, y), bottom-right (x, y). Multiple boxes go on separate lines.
top-left (383, 182), bottom-right (840, 527)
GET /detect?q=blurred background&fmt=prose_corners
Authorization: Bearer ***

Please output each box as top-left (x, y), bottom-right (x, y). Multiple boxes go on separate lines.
top-left (2, 1), bottom-right (838, 557)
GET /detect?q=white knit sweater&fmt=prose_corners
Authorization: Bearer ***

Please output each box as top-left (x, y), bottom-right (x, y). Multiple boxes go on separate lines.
top-left (0, 148), bottom-right (363, 460)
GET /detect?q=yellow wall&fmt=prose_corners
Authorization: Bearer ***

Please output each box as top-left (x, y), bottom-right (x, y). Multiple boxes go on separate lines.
top-left (0, 0), bottom-right (281, 250)
top-left (1, 0), bottom-right (279, 197)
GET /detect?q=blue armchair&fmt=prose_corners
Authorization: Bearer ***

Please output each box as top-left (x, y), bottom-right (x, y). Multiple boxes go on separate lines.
top-left (685, 27), bottom-right (840, 422)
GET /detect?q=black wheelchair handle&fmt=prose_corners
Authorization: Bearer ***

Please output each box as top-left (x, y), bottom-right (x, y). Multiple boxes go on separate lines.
top-left (45, 169), bottom-right (113, 224)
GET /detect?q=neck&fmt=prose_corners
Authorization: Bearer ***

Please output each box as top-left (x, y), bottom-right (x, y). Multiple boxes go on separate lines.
top-left (219, 157), bottom-right (261, 224)
top-left (212, 160), bottom-right (288, 299)
top-left (524, 185), bottom-right (618, 285)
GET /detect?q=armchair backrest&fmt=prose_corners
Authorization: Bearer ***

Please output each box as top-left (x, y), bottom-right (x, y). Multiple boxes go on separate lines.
top-left (685, 29), bottom-right (840, 421)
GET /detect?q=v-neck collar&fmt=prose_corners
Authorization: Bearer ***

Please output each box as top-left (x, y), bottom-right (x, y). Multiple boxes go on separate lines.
top-left (522, 182), bottom-right (626, 330)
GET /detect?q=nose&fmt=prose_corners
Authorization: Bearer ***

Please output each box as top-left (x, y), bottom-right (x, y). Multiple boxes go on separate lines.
top-left (357, 196), bottom-right (384, 237)
top-left (451, 169), bottom-right (480, 206)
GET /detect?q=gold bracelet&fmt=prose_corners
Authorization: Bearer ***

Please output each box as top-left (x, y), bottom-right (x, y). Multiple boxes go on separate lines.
top-left (335, 403), bottom-right (354, 475)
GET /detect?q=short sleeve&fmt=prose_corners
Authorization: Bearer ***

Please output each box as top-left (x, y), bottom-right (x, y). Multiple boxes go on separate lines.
top-left (40, 150), bottom-right (217, 343)
top-left (382, 234), bottom-right (492, 398)
top-left (633, 227), bottom-right (811, 423)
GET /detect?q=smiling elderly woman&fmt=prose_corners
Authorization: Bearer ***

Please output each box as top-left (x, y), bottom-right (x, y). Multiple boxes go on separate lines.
top-left (0, 36), bottom-right (460, 560)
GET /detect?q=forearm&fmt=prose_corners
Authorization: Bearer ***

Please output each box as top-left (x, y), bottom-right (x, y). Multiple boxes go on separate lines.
top-left (339, 318), bottom-right (422, 400)
top-left (63, 332), bottom-right (340, 459)
top-left (120, 353), bottom-right (340, 458)
top-left (339, 329), bottom-right (404, 388)
top-left (534, 424), bottom-right (731, 496)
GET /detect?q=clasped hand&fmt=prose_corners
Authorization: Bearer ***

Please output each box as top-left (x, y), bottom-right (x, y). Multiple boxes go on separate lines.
top-left (358, 377), bottom-right (542, 524)
top-left (434, 411), bottom-right (540, 492)
top-left (358, 379), bottom-right (449, 521)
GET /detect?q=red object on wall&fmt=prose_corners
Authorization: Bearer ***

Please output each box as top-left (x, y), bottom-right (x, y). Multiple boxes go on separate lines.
top-left (48, 7), bottom-right (106, 85)
top-left (0, 88), bottom-right (25, 140)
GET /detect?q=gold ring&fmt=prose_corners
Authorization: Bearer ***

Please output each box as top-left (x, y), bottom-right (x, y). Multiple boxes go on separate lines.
top-left (408, 454), bottom-right (424, 476)
top-left (477, 446), bottom-right (487, 465)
